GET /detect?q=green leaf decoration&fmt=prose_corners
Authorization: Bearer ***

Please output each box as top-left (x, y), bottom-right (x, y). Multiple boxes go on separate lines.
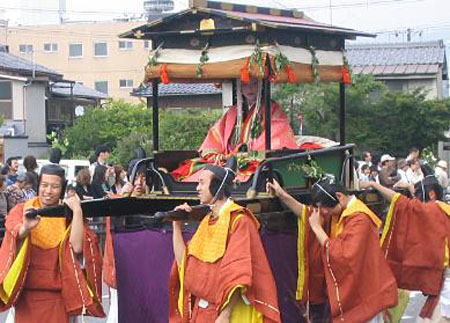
top-left (196, 43), bottom-right (210, 78)
top-left (310, 46), bottom-right (320, 85)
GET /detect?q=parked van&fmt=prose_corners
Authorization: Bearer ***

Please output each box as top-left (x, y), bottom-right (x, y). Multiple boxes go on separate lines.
top-left (19, 159), bottom-right (90, 185)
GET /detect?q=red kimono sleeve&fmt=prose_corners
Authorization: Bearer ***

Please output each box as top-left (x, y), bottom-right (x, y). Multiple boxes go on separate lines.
top-left (60, 223), bottom-right (106, 318)
top-left (0, 204), bottom-right (30, 311)
top-left (216, 213), bottom-right (281, 323)
top-left (382, 195), bottom-right (448, 295)
top-left (323, 213), bottom-right (398, 322)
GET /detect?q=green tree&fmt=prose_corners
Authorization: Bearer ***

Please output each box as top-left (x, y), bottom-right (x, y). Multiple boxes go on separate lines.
top-left (63, 100), bottom-right (152, 161)
top-left (61, 100), bottom-right (221, 166)
top-left (160, 109), bottom-right (220, 150)
top-left (274, 75), bottom-right (450, 157)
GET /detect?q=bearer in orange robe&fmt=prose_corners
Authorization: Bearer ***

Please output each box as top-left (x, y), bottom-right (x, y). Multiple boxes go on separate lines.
top-left (268, 178), bottom-right (398, 322)
top-left (266, 180), bottom-right (330, 322)
top-left (361, 175), bottom-right (450, 322)
top-left (0, 164), bottom-right (105, 323)
top-left (169, 160), bottom-right (281, 322)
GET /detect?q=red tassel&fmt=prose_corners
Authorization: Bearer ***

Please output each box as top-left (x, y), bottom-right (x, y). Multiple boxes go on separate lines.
top-left (241, 57), bottom-right (250, 84)
top-left (341, 67), bottom-right (351, 84)
top-left (285, 65), bottom-right (297, 83)
top-left (240, 67), bottom-right (250, 84)
top-left (160, 64), bottom-right (170, 84)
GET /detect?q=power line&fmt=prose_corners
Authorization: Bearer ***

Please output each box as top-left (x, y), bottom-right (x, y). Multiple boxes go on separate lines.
top-left (291, 0), bottom-right (426, 11)
top-left (0, 0), bottom-right (186, 17)
top-left (0, 0), bottom-right (427, 16)
top-left (0, 5), bottom-right (145, 17)
top-left (269, 0), bottom-right (289, 9)
top-left (372, 22), bottom-right (450, 34)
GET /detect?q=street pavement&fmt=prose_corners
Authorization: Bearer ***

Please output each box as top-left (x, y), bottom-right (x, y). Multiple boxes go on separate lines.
top-left (0, 285), bottom-right (427, 322)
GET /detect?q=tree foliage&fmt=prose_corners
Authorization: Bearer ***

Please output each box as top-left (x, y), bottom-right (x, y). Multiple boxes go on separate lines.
top-left (61, 100), bottom-right (220, 167)
top-left (273, 75), bottom-right (450, 157)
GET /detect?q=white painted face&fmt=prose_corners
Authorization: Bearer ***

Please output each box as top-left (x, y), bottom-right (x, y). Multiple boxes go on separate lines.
top-left (241, 78), bottom-right (259, 104)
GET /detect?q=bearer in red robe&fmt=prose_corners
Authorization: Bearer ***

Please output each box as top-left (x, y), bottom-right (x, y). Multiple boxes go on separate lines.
top-left (169, 159), bottom-right (281, 322)
top-left (361, 175), bottom-right (450, 322)
top-left (0, 164), bottom-right (105, 323)
top-left (268, 178), bottom-right (398, 322)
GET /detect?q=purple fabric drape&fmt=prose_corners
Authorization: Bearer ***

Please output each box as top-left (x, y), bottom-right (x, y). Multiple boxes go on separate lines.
top-left (113, 228), bottom-right (305, 323)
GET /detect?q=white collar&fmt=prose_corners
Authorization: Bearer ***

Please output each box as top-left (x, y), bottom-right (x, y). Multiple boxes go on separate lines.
top-left (346, 195), bottom-right (357, 208)
top-left (214, 198), bottom-right (233, 218)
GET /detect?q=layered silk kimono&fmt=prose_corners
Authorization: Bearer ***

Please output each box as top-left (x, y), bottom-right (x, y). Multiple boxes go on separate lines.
top-left (0, 197), bottom-right (105, 322)
top-left (381, 194), bottom-right (450, 319)
top-left (297, 198), bottom-right (398, 322)
top-left (172, 102), bottom-right (297, 182)
top-left (169, 200), bottom-right (281, 323)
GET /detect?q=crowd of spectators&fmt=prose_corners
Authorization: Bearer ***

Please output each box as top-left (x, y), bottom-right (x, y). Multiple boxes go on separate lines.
top-left (357, 147), bottom-right (449, 193)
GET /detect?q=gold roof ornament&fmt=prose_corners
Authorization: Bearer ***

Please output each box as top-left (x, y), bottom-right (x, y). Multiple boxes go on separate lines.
top-left (200, 18), bottom-right (215, 30)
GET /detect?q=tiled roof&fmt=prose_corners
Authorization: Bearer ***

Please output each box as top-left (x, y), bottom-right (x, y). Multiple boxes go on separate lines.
top-left (347, 40), bottom-right (447, 77)
top-left (0, 52), bottom-right (62, 79)
top-left (132, 83), bottom-right (222, 97)
top-left (50, 82), bottom-right (109, 99)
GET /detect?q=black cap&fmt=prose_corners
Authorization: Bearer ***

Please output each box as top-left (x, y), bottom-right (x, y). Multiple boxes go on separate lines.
top-left (40, 163), bottom-right (65, 179)
top-left (414, 174), bottom-right (443, 201)
top-left (204, 156), bottom-right (237, 185)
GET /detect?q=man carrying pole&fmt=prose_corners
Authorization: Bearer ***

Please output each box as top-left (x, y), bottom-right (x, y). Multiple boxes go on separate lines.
top-left (0, 164), bottom-right (105, 322)
top-left (361, 175), bottom-right (450, 322)
top-left (268, 178), bottom-right (398, 322)
top-left (169, 159), bottom-right (281, 322)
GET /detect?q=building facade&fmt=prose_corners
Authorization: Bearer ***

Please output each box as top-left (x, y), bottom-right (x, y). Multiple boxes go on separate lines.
top-left (1, 21), bottom-right (150, 101)
top-left (347, 40), bottom-right (449, 99)
top-left (0, 48), bottom-right (106, 160)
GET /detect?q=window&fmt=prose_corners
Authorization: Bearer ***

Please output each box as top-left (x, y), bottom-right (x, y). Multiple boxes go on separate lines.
top-left (118, 41), bottom-right (133, 50)
top-left (95, 81), bottom-right (108, 94)
top-left (19, 44), bottom-right (33, 54)
top-left (144, 40), bottom-right (150, 49)
top-left (44, 43), bottom-right (58, 52)
top-left (94, 42), bottom-right (108, 57)
top-left (119, 79), bottom-right (134, 88)
top-left (69, 43), bottom-right (83, 58)
top-left (384, 80), bottom-right (405, 92)
top-left (0, 81), bottom-right (12, 119)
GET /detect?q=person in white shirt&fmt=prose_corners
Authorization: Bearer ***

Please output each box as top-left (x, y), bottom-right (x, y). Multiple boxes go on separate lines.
top-left (394, 158), bottom-right (410, 187)
top-left (89, 145), bottom-right (111, 179)
top-left (359, 164), bottom-right (371, 182)
top-left (358, 151), bottom-right (373, 176)
top-left (406, 147), bottom-right (420, 163)
top-left (435, 160), bottom-right (449, 189)
top-left (406, 159), bottom-right (423, 184)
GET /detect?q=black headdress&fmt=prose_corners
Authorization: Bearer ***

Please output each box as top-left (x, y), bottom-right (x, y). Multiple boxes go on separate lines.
top-left (204, 157), bottom-right (237, 203)
top-left (311, 177), bottom-right (347, 208)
